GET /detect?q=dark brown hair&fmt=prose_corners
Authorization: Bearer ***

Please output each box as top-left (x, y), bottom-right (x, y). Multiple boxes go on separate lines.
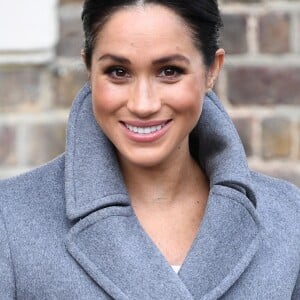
top-left (81, 0), bottom-right (223, 69)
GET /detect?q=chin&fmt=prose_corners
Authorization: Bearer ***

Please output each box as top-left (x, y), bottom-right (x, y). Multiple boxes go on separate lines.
top-left (119, 151), bottom-right (170, 169)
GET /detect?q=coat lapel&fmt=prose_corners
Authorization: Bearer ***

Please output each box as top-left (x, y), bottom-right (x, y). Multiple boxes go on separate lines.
top-left (66, 206), bottom-right (194, 300)
top-left (65, 185), bottom-right (261, 300)
top-left (178, 185), bottom-right (261, 299)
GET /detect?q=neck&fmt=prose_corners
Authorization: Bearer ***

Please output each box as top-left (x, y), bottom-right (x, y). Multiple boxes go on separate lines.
top-left (119, 147), bottom-right (208, 208)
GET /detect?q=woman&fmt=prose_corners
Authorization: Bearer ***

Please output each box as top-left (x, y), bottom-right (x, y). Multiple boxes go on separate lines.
top-left (0, 0), bottom-right (299, 299)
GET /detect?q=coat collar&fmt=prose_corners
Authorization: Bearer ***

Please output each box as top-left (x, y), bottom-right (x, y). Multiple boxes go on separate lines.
top-left (65, 83), bottom-right (261, 299)
top-left (190, 91), bottom-right (257, 206)
top-left (65, 84), bottom-right (256, 220)
top-left (64, 84), bottom-right (129, 220)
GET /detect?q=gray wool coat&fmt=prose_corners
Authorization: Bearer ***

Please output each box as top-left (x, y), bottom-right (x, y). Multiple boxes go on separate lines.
top-left (1, 84), bottom-right (300, 299)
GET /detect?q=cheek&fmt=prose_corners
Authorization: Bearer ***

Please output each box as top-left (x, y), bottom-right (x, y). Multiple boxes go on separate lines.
top-left (165, 76), bottom-right (206, 116)
top-left (92, 80), bottom-right (126, 115)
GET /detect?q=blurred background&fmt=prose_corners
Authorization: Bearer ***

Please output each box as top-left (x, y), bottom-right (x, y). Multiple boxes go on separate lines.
top-left (0, 0), bottom-right (299, 186)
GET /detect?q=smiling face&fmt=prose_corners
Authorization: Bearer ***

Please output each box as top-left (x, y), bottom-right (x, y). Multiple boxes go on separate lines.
top-left (88, 4), bottom-right (222, 169)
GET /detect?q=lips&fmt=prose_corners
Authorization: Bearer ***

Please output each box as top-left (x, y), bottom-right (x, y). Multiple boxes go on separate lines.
top-left (120, 120), bottom-right (172, 142)
top-left (125, 123), bottom-right (166, 134)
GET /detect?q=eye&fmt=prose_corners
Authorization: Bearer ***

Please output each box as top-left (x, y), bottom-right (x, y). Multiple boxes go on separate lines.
top-left (105, 66), bottom-right (130, 80)
top-left (158, 66), bottom-right (184, 80)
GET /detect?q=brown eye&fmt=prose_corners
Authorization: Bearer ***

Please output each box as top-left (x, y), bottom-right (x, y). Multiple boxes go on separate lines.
top-left (158, 66), bottom-right (184, 78)
top-left (157, 66), bottom-right (184, 83)
top-left (105, 66), bottom-right (130, 80)
top-left (112, 68), bottom-right (127, 77)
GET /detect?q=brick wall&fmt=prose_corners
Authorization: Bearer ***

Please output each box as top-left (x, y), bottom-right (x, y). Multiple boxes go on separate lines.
top-left (217, 0), bottom-right (300, 186)
top-left (0, 0), bottom-right (300, 187)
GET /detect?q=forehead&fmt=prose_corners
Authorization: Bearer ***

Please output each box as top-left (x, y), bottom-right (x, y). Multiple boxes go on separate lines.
top-left (94, 4), bottom-right (199, 58)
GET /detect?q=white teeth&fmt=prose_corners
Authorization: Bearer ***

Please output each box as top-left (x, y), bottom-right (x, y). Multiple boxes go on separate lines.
top-left (125, 123), bottom-right (164, 134)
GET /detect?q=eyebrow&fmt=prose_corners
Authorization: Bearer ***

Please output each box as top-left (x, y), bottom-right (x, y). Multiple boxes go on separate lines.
top-left (152, 55), bottom-right (190, 66)
top-left (98, 54), bottom-right (190, 65)
top-left (98, 54), bottom-right (131, 64)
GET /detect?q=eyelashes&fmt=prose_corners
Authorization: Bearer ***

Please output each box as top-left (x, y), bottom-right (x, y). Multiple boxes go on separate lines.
top-left (103, 65), bottom-right (185, 82)
top-left (104, 66), bottom-right (130, 79)
top-left (158, 66), bottom-right (185, 78)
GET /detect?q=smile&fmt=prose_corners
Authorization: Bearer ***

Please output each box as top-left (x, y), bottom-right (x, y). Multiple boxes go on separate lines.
top-left (121, 120), bottom-right (172, 142)
top-left (125, 123), bottom-right (166, 134)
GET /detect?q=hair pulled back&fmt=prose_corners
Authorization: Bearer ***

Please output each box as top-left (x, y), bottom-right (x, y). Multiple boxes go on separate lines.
top-left (81, 0), bottom-right (222, 69)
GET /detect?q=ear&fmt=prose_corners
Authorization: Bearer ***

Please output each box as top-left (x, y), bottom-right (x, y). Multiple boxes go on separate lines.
top-left (81, 49), bottom-right (91, 79)
top-left (206, 48), bottom-right (225, 91)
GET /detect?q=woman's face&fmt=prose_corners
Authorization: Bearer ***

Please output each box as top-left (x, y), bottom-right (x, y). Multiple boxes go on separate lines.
top-left (88, 4), bottom-right (222, 168)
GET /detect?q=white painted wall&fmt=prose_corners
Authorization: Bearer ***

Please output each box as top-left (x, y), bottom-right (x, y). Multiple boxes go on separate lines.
top-left (0, 0), bottom-right (58, 63)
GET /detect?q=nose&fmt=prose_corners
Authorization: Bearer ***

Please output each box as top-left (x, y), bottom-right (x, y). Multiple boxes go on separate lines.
top-left (127, 78), bottom-right (161, 117)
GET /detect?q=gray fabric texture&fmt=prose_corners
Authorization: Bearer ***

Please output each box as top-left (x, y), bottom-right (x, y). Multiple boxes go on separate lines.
top-left (0, 83), bottom-right (299, 299)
